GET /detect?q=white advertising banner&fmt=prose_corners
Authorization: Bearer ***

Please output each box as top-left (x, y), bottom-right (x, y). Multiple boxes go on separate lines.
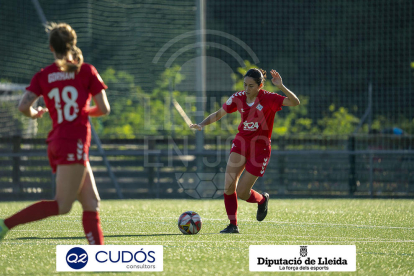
top-left (250, 245), bottom-right (356, 272)
top-left (56, 245), bottom-right (163, 272)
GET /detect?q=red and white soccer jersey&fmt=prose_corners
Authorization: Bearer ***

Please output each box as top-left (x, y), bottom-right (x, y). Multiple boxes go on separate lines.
top-left (222, 89), bottom-right (286, 177)
top-left (26, 63), bottom-right (107, 172)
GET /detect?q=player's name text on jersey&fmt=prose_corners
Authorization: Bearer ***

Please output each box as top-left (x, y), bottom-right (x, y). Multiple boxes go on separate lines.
top-left (48, 72), bottom-right (75, 83)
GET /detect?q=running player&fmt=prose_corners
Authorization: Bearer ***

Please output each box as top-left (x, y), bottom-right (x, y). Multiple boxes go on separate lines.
top-left (0, 22), bottom-right (110, 244)
top-left (190, 68), bottom-right (300, 233)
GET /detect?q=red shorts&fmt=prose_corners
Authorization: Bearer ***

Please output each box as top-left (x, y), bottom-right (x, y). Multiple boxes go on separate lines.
top-left (47, 138), bottom-right (89, 173)
top-left (230, 137), bottom-right (271, 177)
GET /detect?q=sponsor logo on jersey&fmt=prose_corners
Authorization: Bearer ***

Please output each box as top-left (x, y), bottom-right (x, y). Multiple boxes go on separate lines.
top-left (48, 72), bottom-right (75, 83)
top-left (243, 121), bottom-right (259, 131)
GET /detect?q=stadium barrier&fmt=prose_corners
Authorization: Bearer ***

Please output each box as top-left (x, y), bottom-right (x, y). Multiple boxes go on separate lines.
top-left (0, 136), bottom-right (413, 200)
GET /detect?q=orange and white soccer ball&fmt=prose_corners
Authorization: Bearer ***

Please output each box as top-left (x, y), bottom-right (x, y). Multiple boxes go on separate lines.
top-left (178, 211), bottom-right (202, 235)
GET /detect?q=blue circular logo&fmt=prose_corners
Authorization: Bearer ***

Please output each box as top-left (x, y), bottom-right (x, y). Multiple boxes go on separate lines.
top-left (66, 247), bottom-right (88, 270)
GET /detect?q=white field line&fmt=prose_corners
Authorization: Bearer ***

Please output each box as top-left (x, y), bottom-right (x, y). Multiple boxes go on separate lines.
top-left (195, 218), bottom-right (414, 230)
top-left (2, 240), bottom-right (414, 245)
top-left (257, 220), bottom-right (414, 230)
top-left (103, 216), bottom-right (414, 230)
top-left (7, 230), bottom-right (414, 243)
top-left (10, 230), bottom-right (412, 241)
top-left (52, 217), bottom-right (414, 230)
top-left (104, 240), bottom-right (414, 243)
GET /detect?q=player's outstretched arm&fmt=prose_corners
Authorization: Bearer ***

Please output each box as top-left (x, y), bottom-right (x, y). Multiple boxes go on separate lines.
top-left (270, 69), bottom-right (300, 107)
top-left (88, 90), bottom-right (111, 117)
top-left (18, 91), bottom-right (48, 119)
top-left (189, 107), bottom-right (227, 131)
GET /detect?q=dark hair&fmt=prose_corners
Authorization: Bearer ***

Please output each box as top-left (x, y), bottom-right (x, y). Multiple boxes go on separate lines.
top-left (244, 68), bottom-right (267, 86)
top-left (46, 22), bottom-right (83, 72)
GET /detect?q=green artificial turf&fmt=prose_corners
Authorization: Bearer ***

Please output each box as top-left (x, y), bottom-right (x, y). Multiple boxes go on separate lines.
top-left (0, 199), bottom-right (413, 275)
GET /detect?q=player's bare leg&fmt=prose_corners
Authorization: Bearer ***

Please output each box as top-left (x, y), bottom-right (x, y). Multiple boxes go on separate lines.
top-left (224, 152), bottom-right (246, 195)
top-left (0, 164), bottom-right (86, 241)
top-left (77, 162), bottom-right (100, 212)
top-left (77, 162), bottom-right (104, 244)
top-left (237, 170), bottom-right (269, 222)
top-left (221, 152), bottom-right (246, 234)
top-left (55, 164), bottom-right (87, 214)
top-left (236, 170), bottom-right (259, 200)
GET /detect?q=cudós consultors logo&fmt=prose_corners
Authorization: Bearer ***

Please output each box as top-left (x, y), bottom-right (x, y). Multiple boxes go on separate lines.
top-left (66, 247), bottom-right (88, 269)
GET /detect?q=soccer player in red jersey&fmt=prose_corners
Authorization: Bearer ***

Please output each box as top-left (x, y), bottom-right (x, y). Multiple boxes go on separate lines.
top-left (190, 68), bottom-right (300, 233)
top-left (0, 23), bottom-right (110, 244)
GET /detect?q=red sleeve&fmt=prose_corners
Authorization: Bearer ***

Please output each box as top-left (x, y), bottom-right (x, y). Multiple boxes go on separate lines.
top-left (272, 93), bottom-right (286, 112)
top-left (89, 65), bottom-right (108, 96)
top-left (222, 94), bottom-right (238, 113)
top-left (25, 71), bottom-right (43, 97)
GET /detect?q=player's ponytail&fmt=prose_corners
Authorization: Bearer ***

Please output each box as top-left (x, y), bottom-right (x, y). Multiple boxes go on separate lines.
top-left (70, 45), bottom-right (84, 72)
top-left (258, 69), bottom-right (267, 82)
top-left (244, 68), bottom-right (266, 86)
top-left (46, 22), bottom-right (83, 73)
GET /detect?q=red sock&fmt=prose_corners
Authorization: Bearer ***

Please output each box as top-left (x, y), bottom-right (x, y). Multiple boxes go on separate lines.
top-left (223, 192), bottom-right (238, 225)
top-left (246, 190), bottom-right (265, 204)
top-left (4, 200), bottom-right (59, 229)
top-left (82, 211), bottom-right (104, 245)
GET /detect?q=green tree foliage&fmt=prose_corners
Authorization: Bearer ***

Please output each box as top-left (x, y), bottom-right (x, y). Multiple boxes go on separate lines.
top-left (362, 115), bottom-right (414, 135)
top-left (4, 62), bottom-right (410, 138)
top-left (318, 104), bottom-right (360, 135)
top-left (90, 67), bottom-right (144, 138)
top-left (230, 62), bottom-right (363, 136)
top-left (91, 65), bottom-right (197, 138)
top-left (146, 65), bottom-right (194, 136)
top-left (273, 96), bottom-right (319, 136)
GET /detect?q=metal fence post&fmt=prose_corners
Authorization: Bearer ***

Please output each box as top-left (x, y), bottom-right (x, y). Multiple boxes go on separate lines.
top-left (148, 138), bottom-right (155, 197)
top-left (348, 135), bottom-right (356, 195)
top-left (156, 154), bottom-right (160, 199)
top-left (278, 137), bottom-right (286, 193)
top-left (12, 135), bottom-right (21, 194)
top-left (369, 152), bottom-right (374, 197)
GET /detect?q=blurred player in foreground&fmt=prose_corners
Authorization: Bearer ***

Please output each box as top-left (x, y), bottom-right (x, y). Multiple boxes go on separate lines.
top-left (190, 69), bottom-right (300, 233)
top-left (0, 22), bottom-right (110, 244)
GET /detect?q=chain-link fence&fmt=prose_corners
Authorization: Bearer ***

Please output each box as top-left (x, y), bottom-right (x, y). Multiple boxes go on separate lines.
top-left (1, 0), bottom-right (413, 139)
